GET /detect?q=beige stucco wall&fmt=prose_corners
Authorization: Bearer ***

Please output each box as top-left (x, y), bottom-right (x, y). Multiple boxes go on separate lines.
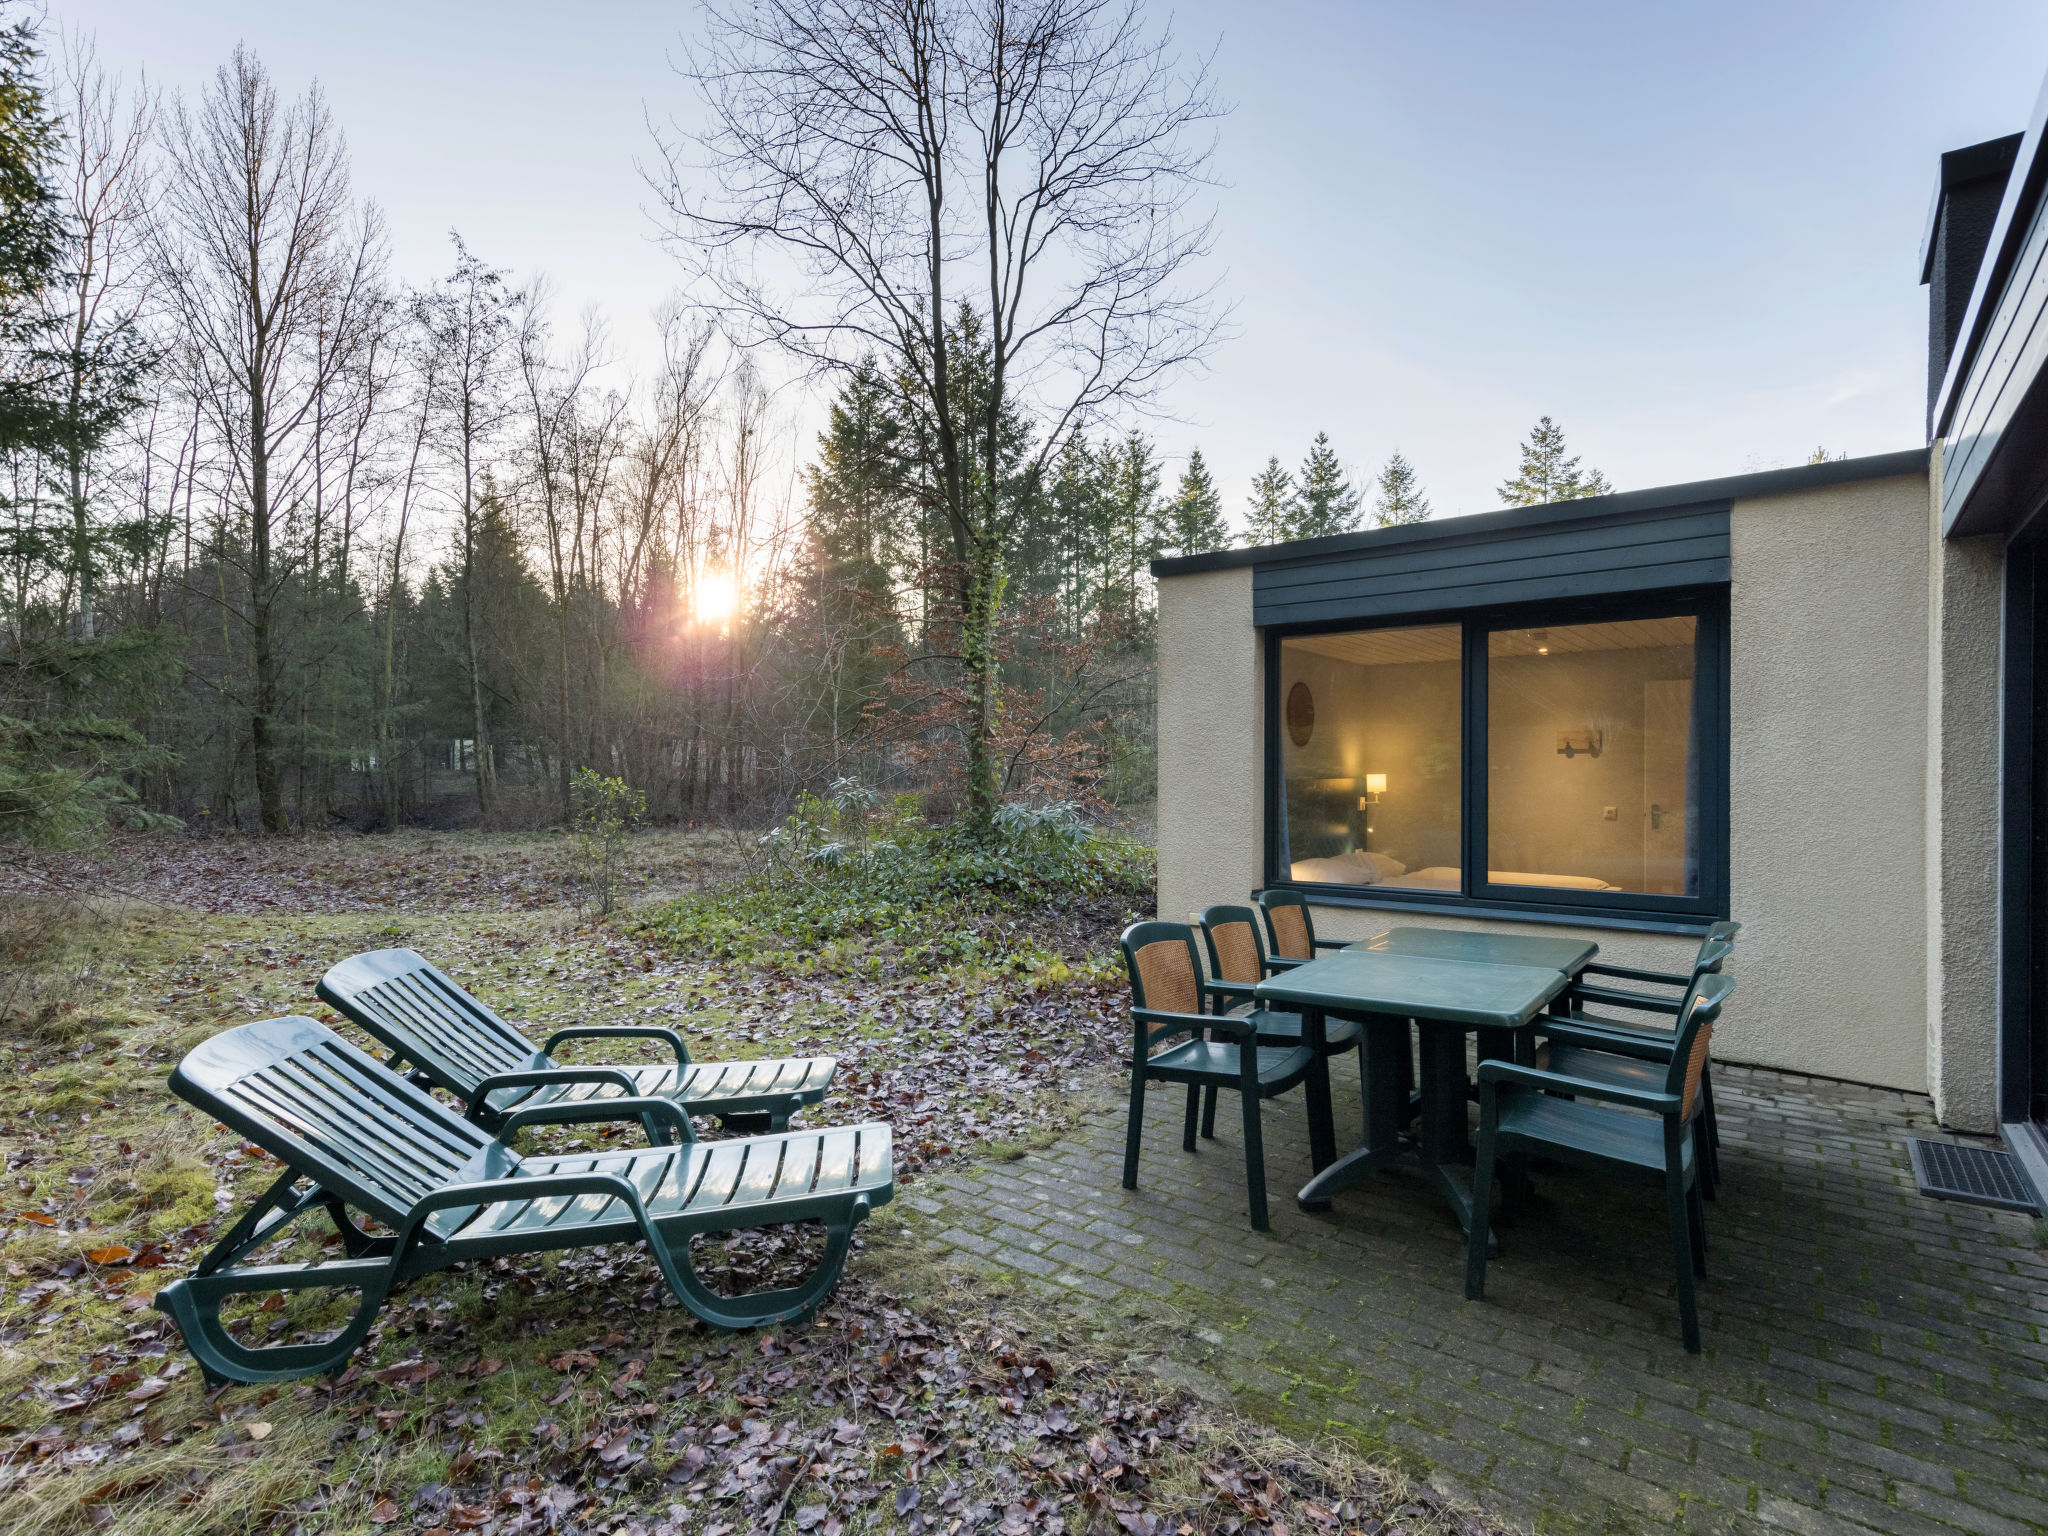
top-left (1726, 472), bottom-right (1930, 1091)
top-left (1155, 465), bottom-right (1974, 1098)
top-left (1156, 566), bottom-right (1264, 926)
top-left (1922, 442), bottom-right (2005, 1127)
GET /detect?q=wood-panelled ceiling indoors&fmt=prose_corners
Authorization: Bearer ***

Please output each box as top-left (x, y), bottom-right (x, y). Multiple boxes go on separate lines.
top-left (1286, 617), bottom-right (1696, 667)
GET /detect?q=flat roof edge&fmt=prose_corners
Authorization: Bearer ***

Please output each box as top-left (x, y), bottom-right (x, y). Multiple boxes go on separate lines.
top-left (1150, 447), bottom-right (1929, 579)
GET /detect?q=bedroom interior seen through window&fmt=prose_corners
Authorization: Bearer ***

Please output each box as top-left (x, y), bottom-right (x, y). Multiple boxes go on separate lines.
top-left (1486, 617), bottom-right (1698, 896)
top-left (1277, 625), bottom-right (1462, 891)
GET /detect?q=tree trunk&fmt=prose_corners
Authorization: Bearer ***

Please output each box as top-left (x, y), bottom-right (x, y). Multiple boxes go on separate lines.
top-left (959, 537), bottom-right (1004, 829)
top-left (249, 365), bottom-right (287, 833)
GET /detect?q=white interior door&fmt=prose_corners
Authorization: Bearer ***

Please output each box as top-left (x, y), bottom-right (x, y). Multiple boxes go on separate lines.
top-left (1642, 679), bottom-right (1692, 894)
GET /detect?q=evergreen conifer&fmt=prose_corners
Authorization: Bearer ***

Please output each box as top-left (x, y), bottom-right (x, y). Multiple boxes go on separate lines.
top-left (1372, 451), bottom-right (1431, 527)
top-left (1498, 415), bottom-right (1611, 505)
top-left (1294, 431), bottom-right (1361, 538)
top-left (1161, 447), bottom-right (1228, 555)
top-left (1244, 456), bottom-right (1299, 546)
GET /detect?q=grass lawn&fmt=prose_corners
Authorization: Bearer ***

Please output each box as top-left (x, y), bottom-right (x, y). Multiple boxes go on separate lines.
top-left (0, 829), bottom-right (1500, 1536)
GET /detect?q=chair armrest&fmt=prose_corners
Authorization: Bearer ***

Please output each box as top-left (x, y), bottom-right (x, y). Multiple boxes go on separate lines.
top-left (1202, 980), bottom-right (1259, 1007)
top-left (1536, 1018), bottom-right (1675, 1062)
top-left (1581, 961), bottom-right (1691, 988)
top-left (1134, 1007), bottom-right (1254, 1041)
top-left (468, 1067), bottom-right (641, 1121)
top-left (1569, 982), bottom-right (1683, 1016)
top-left (542, 1025), bottom-right (690, 1070)
top-left (1476, 1059), bottom-right (1681, 1114)
top-left (1263, 955), bottom-right (1307, 971)
top-left (1313, 939), bottom-right (1349, 951)
top-left (495, 1095), bottom-right (696, 1144)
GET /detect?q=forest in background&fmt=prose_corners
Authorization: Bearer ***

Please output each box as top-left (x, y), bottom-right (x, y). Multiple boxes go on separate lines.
top-left (0, 7), bottom-right (1617, 841)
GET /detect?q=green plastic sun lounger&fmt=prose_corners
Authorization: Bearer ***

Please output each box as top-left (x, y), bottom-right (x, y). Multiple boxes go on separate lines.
top-left (153, 1016), bottom-right (892, 1385)
top-left (319, 949), bottom-right (836, 1140)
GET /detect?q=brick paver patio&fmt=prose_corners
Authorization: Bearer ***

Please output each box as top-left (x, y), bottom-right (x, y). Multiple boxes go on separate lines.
top-left (904, 1062), bottom-right (2048, 1535)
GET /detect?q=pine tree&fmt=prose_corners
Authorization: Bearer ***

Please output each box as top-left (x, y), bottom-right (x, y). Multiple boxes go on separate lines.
top-left (1372, 451), bottom-right (1431, 527)
top-left (1160, 447), bottom-right (1228, 555)
top-left (1294, 431), bottom-right (1361, 538)
top-left (805, 355), bottom-right (906, 621)
top-left (1244, 456), bottom-right (1299, 546)
top-left (1101, 429), bottom-right (1163, 626)
top-left (1498, 415), bottom-right (1612, 506)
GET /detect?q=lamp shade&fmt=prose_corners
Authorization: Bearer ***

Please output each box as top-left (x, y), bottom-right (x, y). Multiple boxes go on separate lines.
top-left (1364, 773), bottom-right (1388, 796)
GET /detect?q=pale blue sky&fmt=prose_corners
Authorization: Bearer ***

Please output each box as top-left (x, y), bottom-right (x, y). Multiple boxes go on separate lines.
top-left (55, 0), bottom-right (2048, 526)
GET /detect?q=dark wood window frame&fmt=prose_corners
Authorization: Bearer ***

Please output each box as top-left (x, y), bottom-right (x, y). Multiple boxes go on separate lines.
top-left (1262, 585), bottom-right (1731, 934)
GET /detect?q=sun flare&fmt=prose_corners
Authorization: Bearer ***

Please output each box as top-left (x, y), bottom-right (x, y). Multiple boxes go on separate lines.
top-left (693, 572), bottom-right (738, 626)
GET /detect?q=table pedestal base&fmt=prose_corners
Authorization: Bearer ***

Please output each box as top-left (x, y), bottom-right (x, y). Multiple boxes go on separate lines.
top-left (1298, 1016), bottom-right (1498, 1252)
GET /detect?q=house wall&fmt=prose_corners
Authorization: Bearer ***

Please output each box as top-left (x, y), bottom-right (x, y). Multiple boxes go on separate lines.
top-left (1155, 467), bottom-right (1961, 1098)
top-left (1726, 471), bottom-right (1930, 1093)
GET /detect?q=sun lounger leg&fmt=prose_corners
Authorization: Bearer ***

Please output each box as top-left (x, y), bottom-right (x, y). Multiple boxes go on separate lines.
top-left (653, 1197), bottom-right (871, 1331)
top-left (156, 1257), bottom-right (396, 1388)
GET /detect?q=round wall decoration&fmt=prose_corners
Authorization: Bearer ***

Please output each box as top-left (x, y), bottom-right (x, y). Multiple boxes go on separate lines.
top-left (1286, 681), bottom-right (1315, 748)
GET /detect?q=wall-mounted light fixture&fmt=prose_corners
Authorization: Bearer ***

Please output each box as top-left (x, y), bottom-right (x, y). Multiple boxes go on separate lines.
top-left (1359, 772), bottom-right (1387, 807)
top-left (1555, 731), bottom-right (1603, 759)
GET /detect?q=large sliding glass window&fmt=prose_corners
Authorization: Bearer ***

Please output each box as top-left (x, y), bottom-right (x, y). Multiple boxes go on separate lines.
top-left (1277, 624), bottom-right (1462, 889)
top-left (1271, 597), bottom-right (1726, 921)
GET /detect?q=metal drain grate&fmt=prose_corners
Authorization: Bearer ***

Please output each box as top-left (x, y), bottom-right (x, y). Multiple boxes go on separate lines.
top-left (1908, 1138), bottom-right (2041, 1214)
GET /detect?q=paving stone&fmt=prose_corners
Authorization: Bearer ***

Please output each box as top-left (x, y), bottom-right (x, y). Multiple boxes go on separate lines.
top-left (906, 1062), bottom-right (2048, 1535)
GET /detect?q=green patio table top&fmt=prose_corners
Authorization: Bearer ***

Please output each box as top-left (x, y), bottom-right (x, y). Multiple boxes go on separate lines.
top-left (1255, 949), bottom-right (1569, 1032)
top-left (1254, 949), bottom-right (1568, 1233)
top-left (1347, 926), bottom-right (1597, 977)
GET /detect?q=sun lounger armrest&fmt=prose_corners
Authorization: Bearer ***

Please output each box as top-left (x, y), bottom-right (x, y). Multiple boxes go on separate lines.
top-left (468, 1067), bottom-right (641, 1120)
top-left (1476, 1059), bottom-right (1681, 1115)
top-left (495, 1095), bottom-right (697, 1145)
top-left (542, 1025), bottom-right (690, 1070)
top-left (397, 1172), bottom-right (685, 1284)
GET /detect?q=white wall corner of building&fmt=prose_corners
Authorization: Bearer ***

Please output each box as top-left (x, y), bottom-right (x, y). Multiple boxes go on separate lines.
top-left (1925, 440), bottom-right (2006, 1132)
top-left (1155, 567), bottom-right (1262, 926)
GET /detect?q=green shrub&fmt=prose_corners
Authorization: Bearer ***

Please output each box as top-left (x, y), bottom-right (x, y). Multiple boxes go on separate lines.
top-left (639, 786), bottom-right (1152, 974)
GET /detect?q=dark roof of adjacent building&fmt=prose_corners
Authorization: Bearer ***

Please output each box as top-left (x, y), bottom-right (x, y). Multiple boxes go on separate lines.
top-left (1149, 447), bottom-right (1928, 579)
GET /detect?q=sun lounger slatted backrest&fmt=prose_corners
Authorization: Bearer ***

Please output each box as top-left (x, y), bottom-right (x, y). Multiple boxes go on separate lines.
top-left (173, 1014), bottom-right (500, 1227)
top-left (320, 950), bottom-right (536, 1088)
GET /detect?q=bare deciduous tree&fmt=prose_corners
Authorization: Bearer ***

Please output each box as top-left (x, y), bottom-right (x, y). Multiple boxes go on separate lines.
top-left (151, 47), bottom-right (385, 831)
top-left (651, 0), bottom-right (1221, 831)
top-left (419, 234), bottom-right (518, 813)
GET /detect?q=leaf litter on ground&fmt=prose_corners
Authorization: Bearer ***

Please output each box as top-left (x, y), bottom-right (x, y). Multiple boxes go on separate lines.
top-left (0, 830), bottom-right (1511, 1536)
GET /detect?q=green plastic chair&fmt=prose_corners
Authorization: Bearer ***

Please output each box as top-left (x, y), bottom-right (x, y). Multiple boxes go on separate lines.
top-left (1466, 973), bottom-right (1733, 1354)
top-left (153, 1016), bottom-right (891, 1385)
top-left (320, 949), bottom-right (836, 1140)
top-left (1119, 921), bottom-right (1314, 1231)
top-left (1251, 889), bottom-right (1352, 971)
top-left (1541, 930), bottom-right (1737, 1194)
top-left (1196, 904), bottom-right (1362, 1139)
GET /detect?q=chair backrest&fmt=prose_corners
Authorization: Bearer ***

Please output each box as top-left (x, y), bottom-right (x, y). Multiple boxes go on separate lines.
top-left (1696, 922), bottom-right (1739, 969)
top-left (318, 949), bottom-right (537, 1097)
top-left (1662, 973), bottom-right (1733, 1123)
top-left (1120, 921), bottom-right (1207, 1058)
top-left (1200, 904), bottom-right (1268, 988)
top-left (170, 1016), bottom-right (510, 1228)
top-left (1254, 889), bottom-right (1316, 961)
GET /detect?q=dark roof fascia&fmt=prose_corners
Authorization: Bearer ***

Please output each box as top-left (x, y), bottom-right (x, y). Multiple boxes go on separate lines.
top-left (1932, 67), bottom-right (2048, 439)
top-left (1920, 133), bottom-right (2026, 285)
top-left (1149, 447), bottom-right (1929, 579)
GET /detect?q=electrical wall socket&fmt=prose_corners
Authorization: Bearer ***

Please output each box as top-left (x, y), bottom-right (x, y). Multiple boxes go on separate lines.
top-left (1603, 805), bottom-right (1617, 821)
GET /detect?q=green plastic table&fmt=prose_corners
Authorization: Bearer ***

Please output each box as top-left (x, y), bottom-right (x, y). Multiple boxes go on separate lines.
top-left (1254, 949), bottom-right (1568, 1232)
top-left (1348, 926), bottom-right (1598, 978)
